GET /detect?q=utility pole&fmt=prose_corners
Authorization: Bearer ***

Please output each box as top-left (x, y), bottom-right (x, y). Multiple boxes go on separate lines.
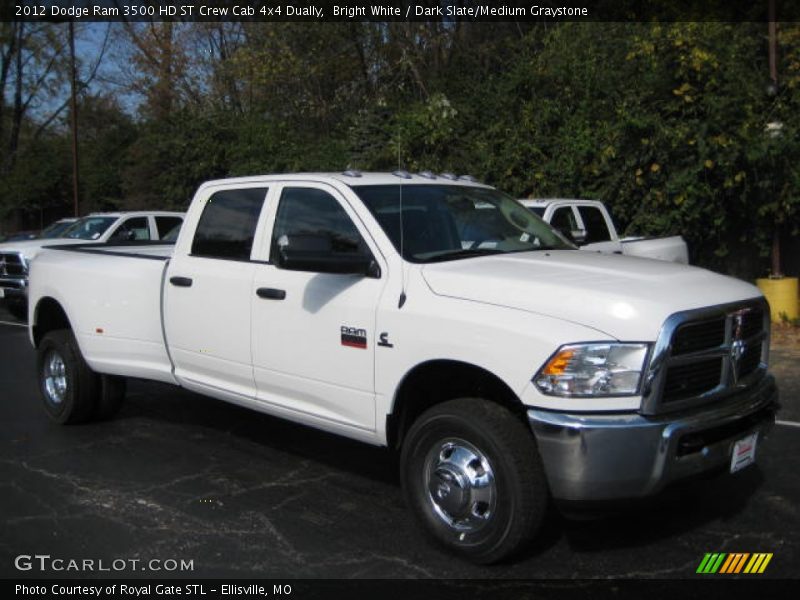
top-left (68, 21), bottom-right (80, 217)
top-left (768, 0), bottom-right (777, 85)
top-left (767, 0), bottom-right (781, 276)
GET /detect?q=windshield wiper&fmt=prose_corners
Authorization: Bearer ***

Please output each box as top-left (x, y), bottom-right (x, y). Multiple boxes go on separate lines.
top-left (420, 248), bottom-right (506, 263)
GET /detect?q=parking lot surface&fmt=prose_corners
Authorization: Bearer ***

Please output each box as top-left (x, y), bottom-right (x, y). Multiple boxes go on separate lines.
top-left (1, 306), bottom-right (798, 579)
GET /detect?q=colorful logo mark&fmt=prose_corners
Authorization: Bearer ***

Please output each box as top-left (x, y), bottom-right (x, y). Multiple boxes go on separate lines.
top-left (696, 552), bottom-right (773, 574)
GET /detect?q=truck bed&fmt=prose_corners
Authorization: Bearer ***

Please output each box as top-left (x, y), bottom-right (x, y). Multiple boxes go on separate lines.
top-left (29, 243), bottom-right (177, 384)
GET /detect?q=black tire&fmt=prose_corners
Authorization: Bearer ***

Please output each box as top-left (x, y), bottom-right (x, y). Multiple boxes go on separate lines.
top-left (400, 398), bottom-right (548, 564)
top-left (37, 329), bottom-right (99, 424)
top-left (6, 299), bottom-right (27, 322)
top-left (93, 374), bottom-right (127, 421)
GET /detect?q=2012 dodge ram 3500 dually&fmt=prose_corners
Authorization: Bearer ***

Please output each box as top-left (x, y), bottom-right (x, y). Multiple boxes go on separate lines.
top-left (27, 172), bottom-right (778, 563)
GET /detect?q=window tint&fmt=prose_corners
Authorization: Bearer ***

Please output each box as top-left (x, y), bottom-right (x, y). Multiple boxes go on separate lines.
top-left (528, 206), bottom-right (545, 216)
top-left (577, 206), bottom-right (612, 243)
top-left (550, 207), bottom-right (577, 235)
top-left (272, 188), bottom-right (367, 262)
top-left (191, 188), bottom-right (268, 260)
top-left (155, 216), bottom-right (183, 239)
top-left (111, 217), bottom-right (150, 241)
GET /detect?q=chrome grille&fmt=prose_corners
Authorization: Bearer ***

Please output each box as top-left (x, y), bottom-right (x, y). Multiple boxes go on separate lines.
top-left (671, 318), bottom-right (725, 355)
top-left (738, 341), bottom-right (762, 379)
top-left (0, 252), bottom-right (27, 278)
top-left (662, 358), bottom-right (723, 402)
top-left (642, 299), bottom-right (769, 414)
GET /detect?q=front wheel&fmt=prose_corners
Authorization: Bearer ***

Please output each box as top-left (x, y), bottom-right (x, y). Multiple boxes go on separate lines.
top-left (400, 398), bottom-right (548, 564)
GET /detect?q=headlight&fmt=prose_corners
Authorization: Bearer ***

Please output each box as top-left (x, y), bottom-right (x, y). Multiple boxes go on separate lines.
top-left (534, 343), bottom-right (649, 397)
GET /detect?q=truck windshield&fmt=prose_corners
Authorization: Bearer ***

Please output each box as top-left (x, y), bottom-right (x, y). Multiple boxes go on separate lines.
top-left (40, 220), bottom-right (75, 239)
top-left (352, 184), bottom-right (573, 263)
top-left (63, 217), bottom-right (118, 240)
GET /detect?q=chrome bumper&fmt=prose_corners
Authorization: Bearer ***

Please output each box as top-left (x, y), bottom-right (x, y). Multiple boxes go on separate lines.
top-left (528, 375), bottom-right (778, 502)
top-left (0, 276), bottom-right (27, 301)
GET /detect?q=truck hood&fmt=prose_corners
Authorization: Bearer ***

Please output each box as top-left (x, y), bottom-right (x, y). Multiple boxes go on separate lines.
top-left (420, 250), bottom-right (762, 341)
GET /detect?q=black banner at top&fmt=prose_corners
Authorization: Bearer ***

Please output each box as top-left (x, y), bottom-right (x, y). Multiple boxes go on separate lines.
top-left (4, 0), bottom-right (800, 23)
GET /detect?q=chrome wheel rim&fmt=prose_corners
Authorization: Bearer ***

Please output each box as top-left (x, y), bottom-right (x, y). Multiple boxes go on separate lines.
top-left (43, 350), bottom-right (67, 405)
top-left (423, 438), bottom-right (496, 537)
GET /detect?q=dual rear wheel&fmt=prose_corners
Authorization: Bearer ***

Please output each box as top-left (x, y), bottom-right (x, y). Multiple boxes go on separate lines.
top-left (37, 329), bottom-right (126, 424)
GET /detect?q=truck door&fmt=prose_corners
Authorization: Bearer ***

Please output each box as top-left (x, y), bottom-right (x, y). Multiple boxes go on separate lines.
top-left (164, 186), bottom-right (270, 399)
top-left (250, 183), bottom-right (385, 431)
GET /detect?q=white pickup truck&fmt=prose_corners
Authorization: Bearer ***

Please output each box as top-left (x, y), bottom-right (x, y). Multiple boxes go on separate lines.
top-left (519, 198), bottom-right (689, 263)
top-left (27, 173), bottom-right (777, 563)
top-left (0, 211), bottom-right (184, 320)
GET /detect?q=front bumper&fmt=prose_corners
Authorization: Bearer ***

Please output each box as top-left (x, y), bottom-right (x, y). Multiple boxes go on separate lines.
top-left (528, 374), bottom-right (778, 502)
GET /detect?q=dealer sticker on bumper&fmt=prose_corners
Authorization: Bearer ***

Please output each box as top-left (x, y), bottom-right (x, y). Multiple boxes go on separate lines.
top-left (730, 433), bottom-right (758, 473)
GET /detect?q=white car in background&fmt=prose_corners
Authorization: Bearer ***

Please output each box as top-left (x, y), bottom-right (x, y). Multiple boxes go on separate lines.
top-left (0, 211), bottom-right (184, 320)
top-left (519, 198), bottom-right (689, 263)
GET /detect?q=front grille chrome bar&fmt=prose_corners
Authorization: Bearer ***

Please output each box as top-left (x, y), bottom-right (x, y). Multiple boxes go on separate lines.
top-left (0, 251), bottom-right (28, 279)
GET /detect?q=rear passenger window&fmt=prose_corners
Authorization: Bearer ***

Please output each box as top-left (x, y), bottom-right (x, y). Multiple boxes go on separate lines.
top-left (577, 206), bottom-right (612, 243)
top-left (155, 216), bottom-right (183, 239)
top-left (191, 188), bottom-right (268, 260)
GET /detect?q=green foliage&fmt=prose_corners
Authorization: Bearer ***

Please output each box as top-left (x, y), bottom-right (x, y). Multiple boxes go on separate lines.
top-left (121, 110), bottom-right (234, 210)
top-left (1, 21), bottom-right (797, 278)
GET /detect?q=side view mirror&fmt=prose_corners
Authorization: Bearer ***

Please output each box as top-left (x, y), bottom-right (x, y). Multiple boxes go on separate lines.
top-left (569, 229), bottom-right (587, 245)
top-left (277, 233), bottom-right (380, 278)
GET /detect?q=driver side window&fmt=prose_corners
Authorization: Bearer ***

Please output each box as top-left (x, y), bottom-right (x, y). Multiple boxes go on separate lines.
top-left (271, 188), bottom-right (369, 265)
top-left (550, 207), bottom-right (578, 235)
top-left (111, 217), bottom-right (150, 241)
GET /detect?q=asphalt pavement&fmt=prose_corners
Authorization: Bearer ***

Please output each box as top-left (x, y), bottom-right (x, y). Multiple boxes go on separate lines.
top-left (1, 305), bottom-right (798, 579)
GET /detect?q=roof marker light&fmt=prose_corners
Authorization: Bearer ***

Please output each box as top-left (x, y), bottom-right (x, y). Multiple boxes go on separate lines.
top-left (392, 170), bottom-right (412, 179)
